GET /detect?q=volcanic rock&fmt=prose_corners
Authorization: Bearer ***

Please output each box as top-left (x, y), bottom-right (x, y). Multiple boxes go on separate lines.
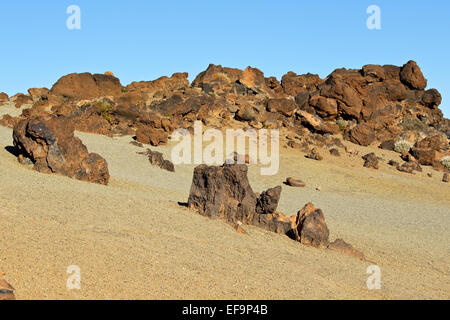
top-left (13, 115), bottom-right (110, 185)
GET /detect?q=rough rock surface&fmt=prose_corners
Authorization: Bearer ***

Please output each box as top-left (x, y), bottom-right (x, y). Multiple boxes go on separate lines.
top-left (288, 203), bottom-right (329, 248)
top-left (362, 152), bottom-right (379, 169)
top-left (0, 279), bottom-right (15, 300)
top-left (13, 115), bottom-right (110, 185)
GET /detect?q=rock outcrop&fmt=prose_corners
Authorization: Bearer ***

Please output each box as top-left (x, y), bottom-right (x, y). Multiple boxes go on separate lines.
top-left (13, 115), bottom-right (110, 185)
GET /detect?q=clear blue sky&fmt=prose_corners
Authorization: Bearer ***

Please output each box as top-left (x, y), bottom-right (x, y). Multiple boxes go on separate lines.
top-left (0, 0), bottom-right (449, 117)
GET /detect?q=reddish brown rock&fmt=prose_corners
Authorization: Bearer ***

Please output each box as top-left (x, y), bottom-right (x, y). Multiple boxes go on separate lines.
top-left (285, 177), bottom-right (306, 187)
top-left (267, 98), bottom-right (297, 117)
top-left (50, 72), bottom-right (122, 99)
top-left (135, 126), bottom-right (168, 146)
top-left (327, 239), bottom-right (365, 261)
top-left (400, 60), bottom-right (427, 90)
top-left (362, 152), bottom-right (379, 169)
top-left (305, 148), bottom-right (323, 161)
top-left (349, 123), bottom-right (375, 146)
top-left (0, 279), bottom-right (15, 300)
top-left (329, 148), bottom-right (341, 157)
top-left (288, 203), bottom-right (329, 248)
top-left (13, 115), bottom-right (110, 185)
top-left (410, 148), bottom-right (441, 166)
top-left (281, 72), bottom-right (322, 96)
top-left (256, 186), bottom-right (282, 215)
top-left (0, 92), bottom-right (8, 103)
top-left (443, 173), bottom-right (449, 183)
top-left (14, 93), bottom-right (32, 108)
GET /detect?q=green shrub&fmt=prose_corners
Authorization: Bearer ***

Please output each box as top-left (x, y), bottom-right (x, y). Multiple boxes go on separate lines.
top-left (394, 139), bottom-right (413, 153)
top-left (94, 100), bottom-right (113, 123)
top-left (441, 156), bottom-right (450, 170)
top-left (336, 120), bottom-right (347, 131)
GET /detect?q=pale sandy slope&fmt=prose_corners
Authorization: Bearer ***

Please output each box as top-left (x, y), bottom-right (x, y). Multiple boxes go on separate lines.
top-left (0, 105), bottom-right (449, 299)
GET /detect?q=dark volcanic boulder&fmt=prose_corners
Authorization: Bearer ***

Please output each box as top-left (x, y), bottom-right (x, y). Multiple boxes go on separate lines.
top-left (288, 203), bottom-right (329, 248)
top-left (362, 152), bottom-right (379, 169)
top-left (187, 163), bottom-right (284, 229)
top-left (13, 115), bottom-right (110, 185)
top-left (135, 126), bottom-right (168, 146)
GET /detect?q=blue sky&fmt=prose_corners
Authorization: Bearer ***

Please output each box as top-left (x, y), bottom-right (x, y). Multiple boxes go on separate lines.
top-left (0, 0), bottom-right (449, 117)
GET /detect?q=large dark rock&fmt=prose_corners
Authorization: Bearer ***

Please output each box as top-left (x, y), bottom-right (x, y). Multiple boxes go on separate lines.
top-left (288, 203), bottom-right (330, 248)
top-left (349, 123), bottom-right (375, 146)
top-left (187, 163), bottom-right (285, 230)
top-left (13, 115), bottom-right (110, 185)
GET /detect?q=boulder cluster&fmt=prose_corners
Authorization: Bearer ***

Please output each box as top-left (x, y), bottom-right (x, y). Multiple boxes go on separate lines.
top-left (0, 61), bottom-right (447, 174)
top-left (187, 163), bottom-right (365, 260)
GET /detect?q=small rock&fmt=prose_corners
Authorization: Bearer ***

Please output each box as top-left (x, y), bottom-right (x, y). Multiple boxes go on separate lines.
top-left (285, 177), bottom-right (306, 188)
top-left (362, 152), bottom-right (379, 169)
top-left (327, 239), bottom-right (365, 261)
top-left (305, 148), bottom-right (323, 161)
top-left (443, 173), bottom-right (449, 183)
top-left (388, 160), bottom-right (399, 167)
top-left (329, 148), bottom-right (341, 157)
top-left (315, 186), bottom-right (321, 191)
top-left (0, 279), bottom-right (15, 300)
top-left (130, 140), bottom-right (144, 148)
top-left (427, 173), bottom-right (433, 178)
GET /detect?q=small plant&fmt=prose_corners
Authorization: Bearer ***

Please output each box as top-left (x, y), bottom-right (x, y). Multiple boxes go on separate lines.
top-left (209, 93), bottom-right (216, 98)
top-left (164, 113), bottom-right (172, 118)
top-left (441, 156), bottom-right (450, 170)
top-left (336, 119), bottom-right (347, 131)
top-left (394, 139), bottom-right (413, 153)
top-left (262, 123), bottom-right (269, 129)
top-left (214, 72), bottom-right (230, 82)
top-left (121, 88), bottom-right (127, 93)
top-left (94, 100), bottom-right (113, 124)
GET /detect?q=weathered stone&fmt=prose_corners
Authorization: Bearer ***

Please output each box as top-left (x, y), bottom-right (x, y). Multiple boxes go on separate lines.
top-left (285, 177), bottom-right (306, 187)
top-left (13, 115), bottom-right (110, 185)
top-left (362, 152), bottom-right (379, 169)
top-left (288, 203), bottom-right (329, 248)
top-left (400, 60), bottom-right (427, 90)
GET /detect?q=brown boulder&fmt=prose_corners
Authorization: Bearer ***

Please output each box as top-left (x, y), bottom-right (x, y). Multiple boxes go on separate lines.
top-left (288, 203), bottom-right (329, 248)
top-left (443, 173), bottom-right (449, 183)
top-left (362, 153), bottom-right (379, 169)
top-left (187, 164), bottom-right (283, 230)
top-left (0, 92), bottom-right (9, 102)
top-left (349, 123), bottom-right (375, 146)
top-left (50, 72), bottom-right (122, 99)
top-left (267, 98), bottom-right (297, 117)
top-left (305, 148), bottom-right (323, 161)
top-left (135, 126), bottom-right (168, 146)
top-left (309, 95), bottom-right (338, 119)
top-left (281, 72), bottom-right (322, 96)
top-left (400, 60), bottom-right (427, 90)
top-left (410, 148), bottom-right (440, 166)
top-left (13, 115), bottom-right (110, 185)
top-left (256, 186), bottom-right (282, 214)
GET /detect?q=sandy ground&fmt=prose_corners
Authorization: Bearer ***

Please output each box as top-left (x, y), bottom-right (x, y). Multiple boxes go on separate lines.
top-left (0, 103), bottom-right (449, 299)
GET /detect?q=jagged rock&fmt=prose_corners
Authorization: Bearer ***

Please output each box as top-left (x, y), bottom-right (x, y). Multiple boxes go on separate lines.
top-left (349, 124), bottom-right (375, 146)
top-left (0, 92), bottom-right (9, 103)
top-left (267, 98), bottom-right (297, 117)
top-left (288, 203), bottom-right (329, 248)
top-left (256, 186), bottom-right (282, 214)
top-left (0, 280), bottom-right (15, 300)
top-left (305, 148), bottom-right (323, 161)
top-left (397, 161), bottom-right (422, 174)
top-left (14, 93), bottom-right (32, 108)
top-left (281, 72), bottom-right (322, 96)
top-left (443, 173), bottom-right (449, 183)
top-left (388, 160), bottom-right (399, 167)
top-left (327, 239), bottom-right (365, 261)
top-left (187, 164), bottom-right (284, 230)
top-left (13, 115), bottom-right (110, 185)
top-left (362, 153), bottom-right (379, 169)
top-left (379, 140), bottom-right (395, 151)
top-left (135, 126), bottom-right (168, 146)
top-left (410, 148), bottom-right (441, 166)
top-left (138, 149), bottom-right (175, 172)
top-left (28, 88), bottom-right (49, 101)
top-left (285, 177), bottom-right (306, 187)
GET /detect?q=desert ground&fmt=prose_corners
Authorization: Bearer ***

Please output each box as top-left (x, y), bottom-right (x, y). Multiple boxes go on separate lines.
top-left (0, 103), bottom-right (449, 300)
